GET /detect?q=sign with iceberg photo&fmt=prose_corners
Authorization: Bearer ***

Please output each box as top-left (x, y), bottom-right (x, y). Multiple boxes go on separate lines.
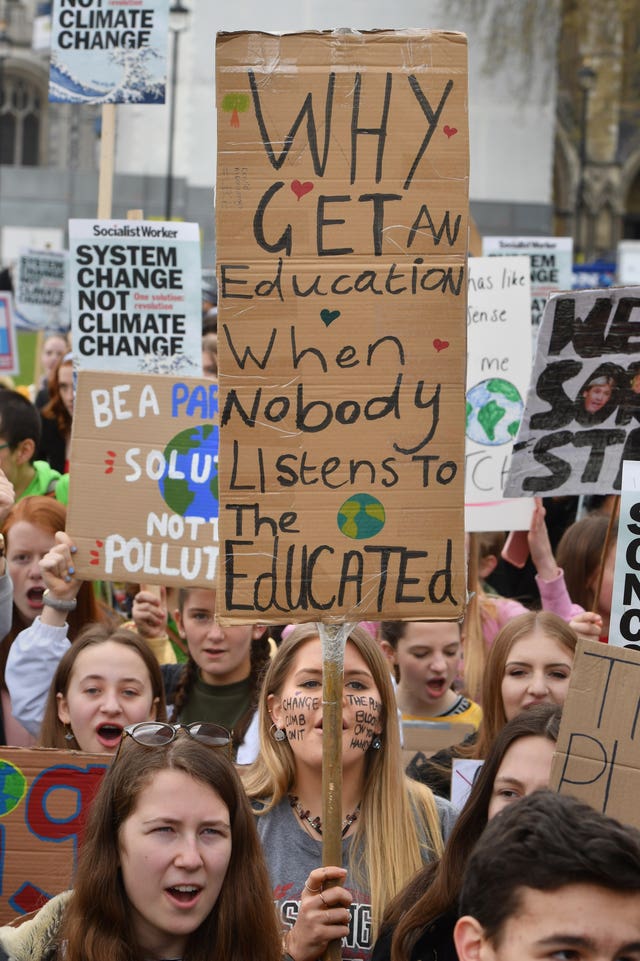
top-left (49, 0), bottom-right (169, 104)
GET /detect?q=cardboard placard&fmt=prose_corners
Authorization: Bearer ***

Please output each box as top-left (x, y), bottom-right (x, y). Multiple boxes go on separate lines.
top-left (49, 0), bottom-right (169, 104)
top-left (215, 29), bottom-right (469, 624)
top-left (549, 639), bottom-right (640, 828)
top-left (14, 248), bottom-right (70, 332)
top-left (610, 460), bottom-right (640, 647)
top-left (465, 255), bottom-right (533, 532)
top-left (68, 220), bottom-right (202, 375)
top-left (0, 294), bottom-right (19, 376)
top-left (504, 287), bottom-right (640, 497)
top-left (0, 747), bottom-right (108, 922)
top-left (483, 236), bottom-right (573, 331)
top-left (68, 371), bottom-right (219, 587)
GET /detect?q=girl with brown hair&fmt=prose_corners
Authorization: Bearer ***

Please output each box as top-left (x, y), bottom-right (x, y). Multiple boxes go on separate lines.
top-left (0, 727), bottom-right (282, 961)
top-left (38, 623), bottom-right (167, 753)
top-left (39, 353), bottom-right (73, 473)
top-left (409, 611), bottom-right (576, 795)
top-left (372, 704), bottom-right (563, 961)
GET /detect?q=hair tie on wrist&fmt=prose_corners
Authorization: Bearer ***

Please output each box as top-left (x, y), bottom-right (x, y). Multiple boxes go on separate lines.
top-left (42, 590), bottom-right (77, 612)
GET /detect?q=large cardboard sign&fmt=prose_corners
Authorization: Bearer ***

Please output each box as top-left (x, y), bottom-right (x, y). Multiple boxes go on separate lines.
top-left (14, 248), bottom-right (70, 332)
top-left (69, 220), bottom-right (202, 375)
top-left (483, 236), bottom-right (573, 331)
top-left (465, 256), bottom-right (533, 531)
top-left (0, 294), bottom-right (18, 376)
top-left (550, 639), bottom-right (640, 828)
top-left (0, 747), bottom-right (108, 923)
top-left (610, 460), bottom-right (640, 647)
top-left (215, 30), bottom-right (469, 625)
top-left (504, 287), bottom-right (640, 497)
top-left (49, 0), bottom-right (169, 104)
top-left (68, 371), bottom-right (219, 587)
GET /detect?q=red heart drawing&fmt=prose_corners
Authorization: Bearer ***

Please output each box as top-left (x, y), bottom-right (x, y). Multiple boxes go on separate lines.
top-left (443, 125), bottom-right (457, 139)
top-left (291, 180), bottom-right (314, 200)
top-left (433, 338), bottom-right (449, 352)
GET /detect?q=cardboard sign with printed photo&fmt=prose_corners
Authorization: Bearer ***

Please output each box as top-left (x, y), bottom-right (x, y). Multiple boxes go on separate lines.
top-left (465, 255), bottom-right (533, 531)
top-left (69, 220), bottom-right (202, 376)
top-left (504, 287), bottom-right (640, 497)
top-left (216, 29), bottom-right (469, 625)
top-left (550, 638), bottom-right (640, 828)
top-left (68, 371), bottom-right (219, 587)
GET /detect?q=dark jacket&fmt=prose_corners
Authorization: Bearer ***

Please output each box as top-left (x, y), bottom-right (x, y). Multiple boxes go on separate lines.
top-left (372, 909), bottom-right (458, 961)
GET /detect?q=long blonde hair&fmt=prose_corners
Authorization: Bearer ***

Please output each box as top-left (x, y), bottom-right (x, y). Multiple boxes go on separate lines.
top-left (242, 624), bottom-right (445, 936)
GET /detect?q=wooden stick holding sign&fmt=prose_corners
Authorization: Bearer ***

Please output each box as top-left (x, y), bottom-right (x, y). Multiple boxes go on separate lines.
top-left (320, 621), bottom-right (354, 961)
top-left (97, 104), bottom-right (116, 219)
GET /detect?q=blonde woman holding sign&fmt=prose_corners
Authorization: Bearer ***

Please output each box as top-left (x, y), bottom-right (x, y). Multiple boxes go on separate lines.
top-left (243, 624), bottom-right (456, 961)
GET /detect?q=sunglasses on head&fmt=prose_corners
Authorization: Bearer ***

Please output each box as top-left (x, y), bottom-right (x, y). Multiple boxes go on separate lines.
top-left (115, 721), bottom-right (232, 760)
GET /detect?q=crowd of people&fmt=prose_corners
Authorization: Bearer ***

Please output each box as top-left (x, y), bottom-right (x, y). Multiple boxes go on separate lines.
top-left (0, 311), bottom-right (635, 959)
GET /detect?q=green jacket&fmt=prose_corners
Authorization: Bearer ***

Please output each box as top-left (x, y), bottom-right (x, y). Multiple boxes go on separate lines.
top-left (0, 891), bottom-right (70, 961)
top-left (21, 462), bottom-right (69, 506)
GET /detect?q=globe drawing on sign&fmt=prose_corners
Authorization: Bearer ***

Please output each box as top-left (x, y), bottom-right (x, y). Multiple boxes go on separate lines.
top-left (465, 378), bottom-right (524, 446)
top-left (158, 424), bottom-right (219, 518)
top-left (338, 493), bottom-right (386, 540)
top-left (0, 759), bottom-right (26, 816)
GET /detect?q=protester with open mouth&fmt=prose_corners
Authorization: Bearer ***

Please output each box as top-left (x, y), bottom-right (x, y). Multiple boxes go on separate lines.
top-left (379, 620), bottom-right (482, 730)
top-left (5, 532), bottom-right (269, 764)
top-left (243, 624), bottom-right (457, 961)
top-left (0, 496), bottom-right (110, 746)
top-left (37, 623), bottom-right (167, 754)
top-left (0, 726), bottom-right (282, 961)
top-left (406, 612), bottom-right (577, 797)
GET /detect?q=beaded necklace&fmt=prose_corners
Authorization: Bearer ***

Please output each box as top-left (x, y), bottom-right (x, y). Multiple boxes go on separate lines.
top-left (288, 794), bottom-right (360, 837)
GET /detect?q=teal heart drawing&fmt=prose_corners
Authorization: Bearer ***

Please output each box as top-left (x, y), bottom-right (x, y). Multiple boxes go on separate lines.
top-left (320, 308), bottom-right (341, 327)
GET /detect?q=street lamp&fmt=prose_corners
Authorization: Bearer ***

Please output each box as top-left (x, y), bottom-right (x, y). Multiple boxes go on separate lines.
top-left (576, 63), bottom-right (597, 261)
top-left (164, 0), bottom-right (190, 222)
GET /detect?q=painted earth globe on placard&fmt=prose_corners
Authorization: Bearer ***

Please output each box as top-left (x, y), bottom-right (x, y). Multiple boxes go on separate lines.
top-left (337, 493), bottom-right (386, 540)
top-left (159, 423), bottom-right (219, 519)
top-left (465, 378), bottom-right (524, 446)
top-left (0, 759), bottom-right (26, 816)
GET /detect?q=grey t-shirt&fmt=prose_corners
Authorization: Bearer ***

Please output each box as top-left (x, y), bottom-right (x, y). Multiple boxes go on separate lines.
top-left (254, 795), bottom-right (457, 961)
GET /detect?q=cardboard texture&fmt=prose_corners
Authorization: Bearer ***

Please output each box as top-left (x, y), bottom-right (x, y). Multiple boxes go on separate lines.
top-left (0, 747), bottom-right (109, 922)
top-left (549, 638), bottom-right (640, 828)
top-left (504, 286), bottom-right (640, 497)
top-left (215, 29), bottom-right (469, 624)
top-left (610, 460), bottom-right (640, 647)
top-left (465, 255), bottom-right (533, 532)
top-left (68, 370), bottom-right (219, 587)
